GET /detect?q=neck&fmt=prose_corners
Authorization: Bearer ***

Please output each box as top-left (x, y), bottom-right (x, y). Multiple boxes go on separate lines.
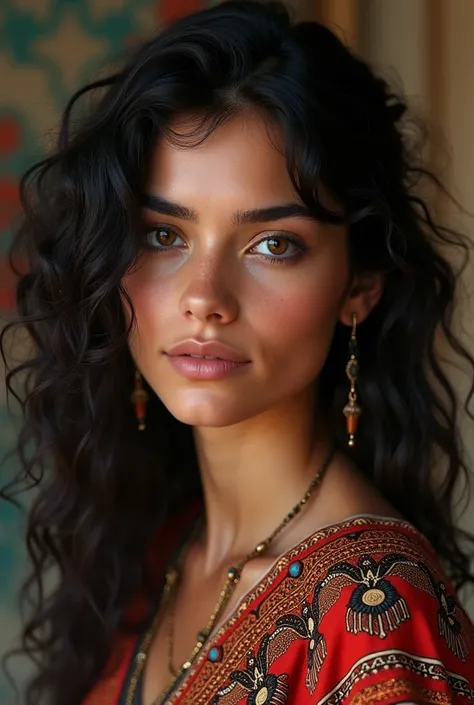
top-left (193, 387), bottom-right (333, 574)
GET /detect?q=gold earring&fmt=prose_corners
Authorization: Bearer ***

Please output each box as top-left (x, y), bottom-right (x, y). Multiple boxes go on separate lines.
top-left (343, 313), bottom-right (361, 447)
top-left (131, 369), bottom-right (149, 431)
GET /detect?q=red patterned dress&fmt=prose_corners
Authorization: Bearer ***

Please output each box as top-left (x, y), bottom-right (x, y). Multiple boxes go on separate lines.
top-left (83, 511), bottom-right (474, 705)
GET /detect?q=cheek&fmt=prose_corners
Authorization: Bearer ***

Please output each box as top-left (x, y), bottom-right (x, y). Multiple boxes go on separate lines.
top-left (124, 242), bottom-right (349, 378)
top-left (249, 261), bottom-right (348, 371)
top-left (254, 289), bottom-right (337, 372)
top-left (122, 265), bottom-right (173, 358)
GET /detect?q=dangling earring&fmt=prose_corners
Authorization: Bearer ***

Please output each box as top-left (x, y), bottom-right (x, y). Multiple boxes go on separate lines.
top-left (131, 369), bottom-right (149, 431)
top-left (343, 313), bottom-right (361, 447)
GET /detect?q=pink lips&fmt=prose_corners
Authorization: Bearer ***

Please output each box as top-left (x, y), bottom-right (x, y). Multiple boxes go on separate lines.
top-left (164, 340), bottom-right (251, 381)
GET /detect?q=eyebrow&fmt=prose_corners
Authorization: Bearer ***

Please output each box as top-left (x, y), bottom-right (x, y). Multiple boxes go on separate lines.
top-left (141, 195), bottom-right (198, 221)
top-left (141, 194), bottom-right (314, 225)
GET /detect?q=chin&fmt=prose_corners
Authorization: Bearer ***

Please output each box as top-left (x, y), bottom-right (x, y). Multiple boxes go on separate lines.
top-left (167, 404), bottom-right (249, 428)
top-left (160, 389), bottom-right (261, 428)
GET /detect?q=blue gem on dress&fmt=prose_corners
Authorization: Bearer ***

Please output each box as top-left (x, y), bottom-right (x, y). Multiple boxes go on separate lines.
top-left (288, 561), bottom-right (303, 578)
top-left (208, 646), bottom-right (223, 663)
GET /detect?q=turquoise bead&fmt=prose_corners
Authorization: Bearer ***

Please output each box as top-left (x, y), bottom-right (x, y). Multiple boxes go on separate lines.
top-left (208, 646), bottom-right (223, 663)
top-left (288, 561), bottom-right (303, 578)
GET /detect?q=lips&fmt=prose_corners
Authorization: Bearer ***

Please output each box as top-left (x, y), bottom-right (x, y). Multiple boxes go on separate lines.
top-left (165, 340), bottom-right (250, 363)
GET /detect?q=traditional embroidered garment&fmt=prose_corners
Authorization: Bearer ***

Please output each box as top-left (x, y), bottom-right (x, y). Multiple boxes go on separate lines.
top-left (83, 512), bottom-right (474, 705)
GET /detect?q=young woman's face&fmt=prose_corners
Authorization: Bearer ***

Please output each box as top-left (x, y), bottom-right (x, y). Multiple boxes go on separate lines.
top-left (123, 113), bottom-right (351, 427)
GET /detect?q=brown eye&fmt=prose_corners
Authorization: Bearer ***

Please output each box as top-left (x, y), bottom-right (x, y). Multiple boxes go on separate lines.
top-left (145, 227), bottom-right (183, 250)
top-left (250, 234), bottom-right (303, 260)
top-left (266, 238), bottom-right (289, 256)
top-left (156, 228), bottom-right (176, 246)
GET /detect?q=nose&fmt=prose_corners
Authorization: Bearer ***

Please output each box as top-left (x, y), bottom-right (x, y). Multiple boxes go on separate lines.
top-left (178, 254), bottom-right (239, 324)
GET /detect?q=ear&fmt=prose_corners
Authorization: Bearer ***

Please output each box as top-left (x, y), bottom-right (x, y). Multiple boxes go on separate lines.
top-left (339, 271), bottom-right (385, 327)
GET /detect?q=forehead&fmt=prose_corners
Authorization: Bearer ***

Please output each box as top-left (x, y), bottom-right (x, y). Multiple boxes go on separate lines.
top-left (147, 112), bottom-right (298, 203)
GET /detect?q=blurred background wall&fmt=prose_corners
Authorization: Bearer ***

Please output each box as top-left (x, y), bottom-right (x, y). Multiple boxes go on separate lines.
top-left (0, 3), bottom-right (165, 700)
top-left (1, 0), bottom-right (473, 701)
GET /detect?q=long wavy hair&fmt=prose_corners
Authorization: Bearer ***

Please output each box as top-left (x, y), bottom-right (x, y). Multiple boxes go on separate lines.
top-left (1, 1), bottom-right (474, 703)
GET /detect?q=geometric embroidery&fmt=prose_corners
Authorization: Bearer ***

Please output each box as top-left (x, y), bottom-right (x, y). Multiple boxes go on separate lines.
top-left (314, 650), bottom-right (474, 705)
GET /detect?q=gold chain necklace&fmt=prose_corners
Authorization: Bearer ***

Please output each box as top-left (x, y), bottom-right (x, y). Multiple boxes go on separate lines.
top-left (125, 445), bottom-right (335, 705)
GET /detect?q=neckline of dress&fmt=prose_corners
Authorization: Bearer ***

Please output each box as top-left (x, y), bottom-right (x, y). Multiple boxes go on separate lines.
top-left (147, 512), bottom-right (422, 705)
top-left (209, 512), bottom-right (418, 638)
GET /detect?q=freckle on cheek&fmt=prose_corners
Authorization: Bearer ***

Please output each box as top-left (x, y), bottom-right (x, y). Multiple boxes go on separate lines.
top-left (269, 294), bottom-right (333, 345)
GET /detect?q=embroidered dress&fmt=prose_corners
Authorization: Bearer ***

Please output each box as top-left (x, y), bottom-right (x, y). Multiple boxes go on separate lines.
top-left (83, 512), bottom-right (474, 705)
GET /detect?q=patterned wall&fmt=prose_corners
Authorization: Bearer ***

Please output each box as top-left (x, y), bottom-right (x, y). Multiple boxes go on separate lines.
top-left (0, 1), bottom-right (211, 701)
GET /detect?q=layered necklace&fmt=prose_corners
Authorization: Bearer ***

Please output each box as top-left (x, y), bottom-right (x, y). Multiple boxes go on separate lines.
top-left (125, 445), bottom-right (336, 705)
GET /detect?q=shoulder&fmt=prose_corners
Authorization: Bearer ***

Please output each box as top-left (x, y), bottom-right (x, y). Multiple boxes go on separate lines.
top-left (204, 519), bottom-right (474, 705)
top-left (314, 454), bottom-right (405, 527)
top-left (300, 514), bottom-right (473, 643)
top-left (284, 517), bottom-right (474, 703)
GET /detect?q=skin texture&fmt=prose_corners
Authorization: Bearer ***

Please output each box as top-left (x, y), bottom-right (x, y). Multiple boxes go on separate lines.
top-left (122, 112), bottom-right (393, 702)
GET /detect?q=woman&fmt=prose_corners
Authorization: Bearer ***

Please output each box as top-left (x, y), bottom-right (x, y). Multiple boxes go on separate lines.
top-left (2, 1), bottom-right (474, 704)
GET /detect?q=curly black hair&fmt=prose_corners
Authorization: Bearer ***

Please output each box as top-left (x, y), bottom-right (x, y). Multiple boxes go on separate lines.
top-left (1, 2), bottom-right (473, 704)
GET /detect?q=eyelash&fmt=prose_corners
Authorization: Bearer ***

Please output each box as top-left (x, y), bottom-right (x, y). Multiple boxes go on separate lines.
top-left (143, 226), bottom-right (307, 265)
